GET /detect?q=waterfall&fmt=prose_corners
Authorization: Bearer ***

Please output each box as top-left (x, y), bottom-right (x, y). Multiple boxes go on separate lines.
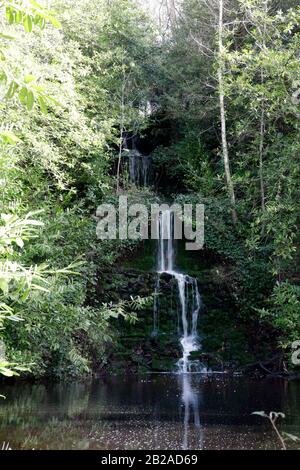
top-left (157, 208), bottom-right (174, 272)
top-left (124, 139), bottom-right (204, 372)
top-left (154, 208), bottom-right (205, 373)
top-left (128, 152), bottom-right (152, 187)
top-left (123, 133), bottom-right (152, 187)
top-left (152, 275), bottom-right (160, 337)
top-left (176, 275), bottom-right (202, 373)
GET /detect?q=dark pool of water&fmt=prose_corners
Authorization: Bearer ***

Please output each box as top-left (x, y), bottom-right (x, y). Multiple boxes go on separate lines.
top-left (0, 374), bottom-right (300, 450)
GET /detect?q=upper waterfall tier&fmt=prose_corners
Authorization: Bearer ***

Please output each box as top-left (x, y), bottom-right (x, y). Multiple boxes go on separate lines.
top-left (128, 151), bottom-right (152, 187)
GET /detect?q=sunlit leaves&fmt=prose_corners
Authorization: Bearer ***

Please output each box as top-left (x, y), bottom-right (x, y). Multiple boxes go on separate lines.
top-left (100, 294), bottom-right (153, 324)
top-left (24, 74), bottom-right (35, 84)
top-left (0, 361), bottom-right (30, 376)
top-left (23, 14), bottom-right (33, 32)
top-left (0, 212), bottom-right (44, 255)
top-left (5, 79), bottom-right (18, 98)
top-left (256, 281), bottom-right (300, 350)
top-left (0, 130), bottom-right (20, 144)
top-left (19, 86), bottom-right (34, 110)
top-left (1, 1), bottom-right (61, 113)
top-left (37, 94), bottom-right (47, 113)
top-left (4, 0), bottom-right (61, 32)
top-left (0, 278), bottom-right (9, 294)
top-left (0, 209), bottom-right (82, 378)
top-left (0, 32), bottom-right (15, 40)
top-left (3, 74), bottom-right (60, 112)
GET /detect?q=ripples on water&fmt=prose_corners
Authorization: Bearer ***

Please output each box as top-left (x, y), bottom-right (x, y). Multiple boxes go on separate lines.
top-left (0, 374), bottom-right (300, 450)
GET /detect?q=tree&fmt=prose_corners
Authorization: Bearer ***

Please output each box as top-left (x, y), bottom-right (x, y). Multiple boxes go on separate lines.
top-left (225, 0), bottom-right (300, 265)
top-left (0, 0), bottom-right (63, 378)
top-left (152, 0), bottom-right (239, 220)
top-left (217, 0), bottom-right (237, 223)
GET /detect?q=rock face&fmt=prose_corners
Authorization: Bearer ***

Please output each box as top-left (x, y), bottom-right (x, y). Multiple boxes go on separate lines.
top-left (96, 269), bottom-right (184, 373)
top-left (128, 152), bottom-right (153, 187)
top-left (93, 245), bottom-right (250, 374)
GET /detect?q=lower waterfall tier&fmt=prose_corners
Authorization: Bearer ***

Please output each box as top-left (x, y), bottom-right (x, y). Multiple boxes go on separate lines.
top-left (92, 263), bottom-right (251, 374)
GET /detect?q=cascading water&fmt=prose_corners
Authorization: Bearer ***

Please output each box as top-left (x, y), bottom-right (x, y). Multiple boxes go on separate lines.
top-left (129, 153), bottom-right (152, 187)
top-left (176, 274), bottom-right (203, 373)
top-left (152, 275), bottom-right (160, 337)
top-left (127, 138), bottom-right (152, 187)
top-left (122, 137), bottom-right (204, 372)
top-left (154, 208), bottom-right (205, 373)
top-left (157, 208), bottom-right (174, 272)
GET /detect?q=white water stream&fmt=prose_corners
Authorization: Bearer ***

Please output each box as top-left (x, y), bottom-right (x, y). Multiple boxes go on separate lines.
top-left (155, 208), bottom-right (205, 373)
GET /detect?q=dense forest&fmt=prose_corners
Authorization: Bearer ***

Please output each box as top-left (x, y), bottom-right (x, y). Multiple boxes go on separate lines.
top-left (0, 0), bottom-right (300, 383)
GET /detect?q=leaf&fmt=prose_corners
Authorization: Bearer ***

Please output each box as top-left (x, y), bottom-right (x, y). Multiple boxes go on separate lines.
top-left (6, 80), bottom-right (18, 99)
top-left (252, 411), bottom-right (268, 418)
top-left (14, 365), bottom-right (30, 372)
top-left (1, 213), bottom-right (13, 223)
top-left (15, 238), bottom-right (24, 248)
top-left (0, 367), bottom-right (16, 377)
top-left (0, 70), bottom-right (7, 83)
top-left (0, 278), bottom-right (9, 295)
top-left (24, 74), bottom-right (36, 84)
top-left (15, 10), bottom-right (22, 24)
top-left (0, 131), bottom-right (20, 145)
top-left (29, 0), bottom-right (47, 10)
top-left (270, 411), bottom-right (285, 419)
top-left (38, 17), bottom-right (46, 29)
top-left (5, 8), bottom-right (14, 25)
top-left (282, 432), bottom-right (300, 442)
top-left (23, 15), bottom-right (33, 33)
top-left (30, 284), bottom-right (49, 293)
top-left (26, 90), bottom-right (34, 111)
top-left (22, 219), bottom-right (44, 226)
top-left (20, 288), bottom-right (30, 302)
top-left (18, 87), bottom-right (28, 105)
top-left (46, 96), bottom-right (61, 107)
top-left (37, 95), bottom-right (47, 114)
top-left (6, 314), bottom-right (23, 323)
top-left (0, 33), bottom-right (15, 40)
top-left (48, 16), bottom-right (61, 29)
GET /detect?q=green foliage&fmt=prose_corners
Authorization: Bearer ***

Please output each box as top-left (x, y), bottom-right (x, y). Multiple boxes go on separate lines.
top-left (0, 0), bottom-right (61, 118)
top-left (155, 0), bottom-right (300, 360)
top-left (4, 274), bottom-right (151, 378)
top-left (4, 0), bottom-right (61, 30)
top-left (152, 130), bottom-right (215, 194)
top-left (258, 282), bottom-right (300, 349)
top-left (1, 0), bottom-right (300, 379)
top-left (0, 0), bottom-right (158, 379)
top-left (0, 212), bottom-right (45, 314)
top-left (175, 193), bottom-right (241, 260)
top-left (0, 212), bottom-right (47, 376)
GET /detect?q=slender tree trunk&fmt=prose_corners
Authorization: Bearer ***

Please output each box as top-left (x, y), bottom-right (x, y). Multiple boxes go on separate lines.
top-left (116, 70), bottom-right (126, 193)
top-left (259, 92), bottom-right (266, 213)
top-left (116, 121), bottom-right (123, 193)
top-left (259, 4), bottom-right (267, 214)
top-left (218, 0), bottom-right (237, 224)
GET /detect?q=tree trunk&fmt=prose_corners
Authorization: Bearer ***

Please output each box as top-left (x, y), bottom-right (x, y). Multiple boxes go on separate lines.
top-left (259, 4), bottom-right (267, 214)
top-left (218, 0), bottom-right (237, 224)
top-left (116, 69), bottom-right (126, 193)
top-left (259, 98), bottom-right (266, 213)
top-left (116, 124), bottom-right (123, 193)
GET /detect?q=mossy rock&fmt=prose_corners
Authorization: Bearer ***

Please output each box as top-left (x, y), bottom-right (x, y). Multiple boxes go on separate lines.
top-left (91, 246), bottom-right (256, 372)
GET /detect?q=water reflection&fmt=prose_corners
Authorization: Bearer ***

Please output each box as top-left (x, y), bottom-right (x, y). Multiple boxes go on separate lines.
top-left (180, 374), bottom-right (202, 450)
top-left (0, 375), bottom-right (299, 449)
